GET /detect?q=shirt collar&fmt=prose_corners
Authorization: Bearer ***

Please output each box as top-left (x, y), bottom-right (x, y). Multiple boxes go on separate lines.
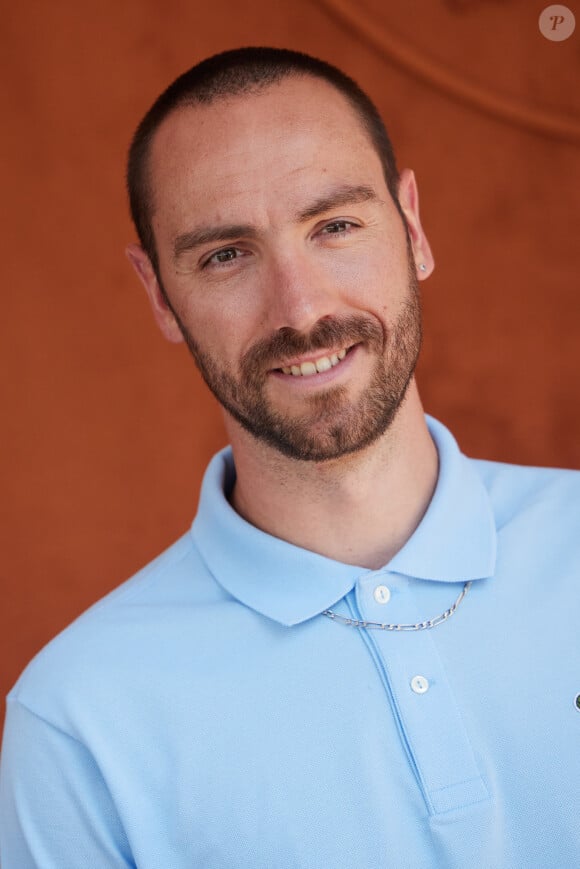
top-left (190, 416), bottom-right (497, 627)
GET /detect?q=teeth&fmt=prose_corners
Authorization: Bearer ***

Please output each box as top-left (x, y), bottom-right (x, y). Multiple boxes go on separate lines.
top-left (280, 349), bottom-right (349, 377)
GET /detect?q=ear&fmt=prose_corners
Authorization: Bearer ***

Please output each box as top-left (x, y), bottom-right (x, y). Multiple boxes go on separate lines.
top-left (397, 169), bottom-right (435, 282)
top-left (125, 243), bottom-right (184, 344)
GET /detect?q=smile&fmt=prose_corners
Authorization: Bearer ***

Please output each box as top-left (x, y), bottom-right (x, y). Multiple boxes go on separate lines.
top-left (279, 348), bottom-right (348, 378)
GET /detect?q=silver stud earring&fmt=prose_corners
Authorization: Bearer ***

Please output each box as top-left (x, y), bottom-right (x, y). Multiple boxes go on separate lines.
top-left (419, 264), bottom-right (427, 272)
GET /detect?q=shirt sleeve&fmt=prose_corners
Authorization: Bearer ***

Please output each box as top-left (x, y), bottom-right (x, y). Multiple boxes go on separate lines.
top-left (0, 697), bottom-right (134, 868)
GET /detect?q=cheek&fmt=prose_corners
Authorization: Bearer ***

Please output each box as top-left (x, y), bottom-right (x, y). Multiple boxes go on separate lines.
top-left (335, 247), bottom-right (408, 312)
top-left (178, 291), bottom-right (263, 366)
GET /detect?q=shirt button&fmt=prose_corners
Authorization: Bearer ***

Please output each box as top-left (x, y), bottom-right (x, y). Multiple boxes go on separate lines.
top-left (373, 584), bottom-right (391, 604)
top-left (410, 675), bottom-right (430, 694)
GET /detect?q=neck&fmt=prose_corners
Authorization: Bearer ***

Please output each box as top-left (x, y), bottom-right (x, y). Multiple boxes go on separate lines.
top-left (226, 384), bottom-right (438, 570)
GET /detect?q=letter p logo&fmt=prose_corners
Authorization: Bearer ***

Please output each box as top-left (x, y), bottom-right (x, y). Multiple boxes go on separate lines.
top-left (539, 5), bottom-right (576, 41)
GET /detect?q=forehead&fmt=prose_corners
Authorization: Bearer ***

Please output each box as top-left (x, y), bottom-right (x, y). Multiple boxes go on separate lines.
top-left (147, 76), bottom-right (386, 229)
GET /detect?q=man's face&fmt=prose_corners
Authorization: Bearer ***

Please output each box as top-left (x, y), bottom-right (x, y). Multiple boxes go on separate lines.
top-left (133, 76), bottom-right (432, 461)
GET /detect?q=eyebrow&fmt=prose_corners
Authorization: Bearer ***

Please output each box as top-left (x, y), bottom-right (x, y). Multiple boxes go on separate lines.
top-left (296, 184), bottom-right (379, 222)
top-left (172, 184), bottom-right (380, 261)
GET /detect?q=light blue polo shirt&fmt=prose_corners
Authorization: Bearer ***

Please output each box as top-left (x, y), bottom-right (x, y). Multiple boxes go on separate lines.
top-left (1, 417), bottom-right (579, 868)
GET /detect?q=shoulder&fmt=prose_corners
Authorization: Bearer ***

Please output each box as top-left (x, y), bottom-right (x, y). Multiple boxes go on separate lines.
top-left (469, 456), bottom-right (580, 533)
top-left (7, 531), bottom-right (223, 731)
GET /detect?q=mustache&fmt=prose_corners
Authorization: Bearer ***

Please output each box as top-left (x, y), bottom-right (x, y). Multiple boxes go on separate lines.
top-left (241, 315), bottom-right (384, 374)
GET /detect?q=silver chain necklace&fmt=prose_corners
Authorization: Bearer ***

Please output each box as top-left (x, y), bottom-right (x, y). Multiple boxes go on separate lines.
top-left (322, 581), bottom-right (472, 631)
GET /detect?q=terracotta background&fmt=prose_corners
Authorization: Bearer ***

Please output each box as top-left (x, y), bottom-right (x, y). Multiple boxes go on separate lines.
top-left (2, 0), bottom-right (579, 728)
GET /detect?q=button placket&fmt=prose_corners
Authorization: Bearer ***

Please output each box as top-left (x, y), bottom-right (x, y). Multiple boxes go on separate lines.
top-left (354, 578), bottom-right (488, 815)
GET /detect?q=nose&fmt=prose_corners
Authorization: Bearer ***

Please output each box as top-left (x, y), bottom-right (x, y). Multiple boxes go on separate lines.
top-left (262, 248), bottom-right (341, 335)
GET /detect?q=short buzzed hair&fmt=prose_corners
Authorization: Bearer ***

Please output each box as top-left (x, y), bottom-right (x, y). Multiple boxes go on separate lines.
top-left (127, 46), bottom-right (402, 274)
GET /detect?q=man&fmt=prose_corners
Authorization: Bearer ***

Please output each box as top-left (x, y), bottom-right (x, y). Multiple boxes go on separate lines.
top-left (1, 47), bottom-right (578, 868)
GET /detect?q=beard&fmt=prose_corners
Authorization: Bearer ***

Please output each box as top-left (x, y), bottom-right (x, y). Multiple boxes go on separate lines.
top-left (168, 259), bottom-right (422, 463)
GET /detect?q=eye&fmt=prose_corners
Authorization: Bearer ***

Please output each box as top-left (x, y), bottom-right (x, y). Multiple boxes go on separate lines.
top-left (320, 220), bottom-right (357, 235)
top-left (208, 247), bottom-right (238, 264)
top-left (202, 246), bottom-right (248, 269)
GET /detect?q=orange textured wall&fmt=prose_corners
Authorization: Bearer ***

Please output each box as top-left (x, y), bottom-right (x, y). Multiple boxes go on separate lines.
top-left (2, 0), bottom-right (579, 727)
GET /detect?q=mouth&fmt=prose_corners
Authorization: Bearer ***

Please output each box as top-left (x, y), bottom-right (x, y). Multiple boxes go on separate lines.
top-left (275, 346), bottom-right (353, 378)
